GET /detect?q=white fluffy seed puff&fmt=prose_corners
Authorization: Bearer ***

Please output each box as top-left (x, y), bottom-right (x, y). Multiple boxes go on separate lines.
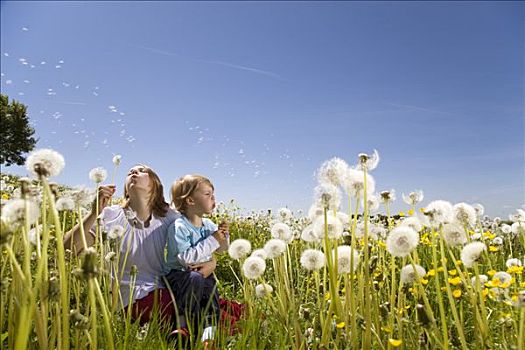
top-left (112, 154), bottom-right (122, 166)
top-left (423, 200), bottom-right (454, 227)
top-left (312, 215), bottom-right (344, 240)
top-left (89, 167), bottom-right (108, 183)
top-left (400, 264), bottom-right (426, 285)
top-left (1, 199), bottom-right (40, 231)
top-left (271, 222), bottom-right (293, 243)
top-left (242, 256), bottom-right (266, 279)
top-left (317, 157), bottom-right (349, 187)
top-left (452, 203), bottom-right (477, 227)
top-left (228, 239), bottom-right (252, 260)
top-left (255, 283), bottom-right (274, 298)
top-left (333, 245), bottom-right (359, 274)
top-left (25, 148), bottom-right (65, 178)
top-left (460, 242), bottom-right (487, 268)
top-left (386, 227), bottom-right (419, 257)
top-left (263, 239), bottom-right (287, 259)
top-left (300, 249), bottom-right (326, 271)
top-left (314, 183), bottom-right (341, 211)
top-left (442, 223), bottom-right (468, 247)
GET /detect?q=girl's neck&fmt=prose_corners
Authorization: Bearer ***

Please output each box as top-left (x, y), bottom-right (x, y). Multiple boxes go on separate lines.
top-left (185, 210), bottom-right (203, 228)
top-left (128, 193), bottom-right (152, 222)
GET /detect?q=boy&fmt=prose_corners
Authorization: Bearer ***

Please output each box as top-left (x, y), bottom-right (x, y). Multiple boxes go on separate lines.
top-left (165, 174), bottom-right (229, 345)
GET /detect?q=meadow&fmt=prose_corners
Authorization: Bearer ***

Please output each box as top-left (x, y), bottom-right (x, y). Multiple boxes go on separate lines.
top-left (1, 149), bottom-right (524, 349)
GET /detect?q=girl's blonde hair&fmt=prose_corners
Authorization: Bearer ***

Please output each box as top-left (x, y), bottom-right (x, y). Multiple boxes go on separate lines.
top-left (123, 164), bottom-right (168, 217)
top-left (171, 174), bottom-right (214, 213)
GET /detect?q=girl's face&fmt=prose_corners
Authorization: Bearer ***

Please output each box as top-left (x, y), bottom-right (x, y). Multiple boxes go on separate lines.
top-left (125, 165), bottom-right (152, 196)
top-left (189, 182), bottom-right (216, 215)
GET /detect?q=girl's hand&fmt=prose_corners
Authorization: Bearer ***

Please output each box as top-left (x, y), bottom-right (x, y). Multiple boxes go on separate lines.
top-left (92, 185), bottom-right (116, 213)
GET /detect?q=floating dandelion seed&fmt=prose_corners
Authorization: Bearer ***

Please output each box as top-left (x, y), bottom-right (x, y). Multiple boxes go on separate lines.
top-left (400, 264), bottom-right (426, 285)
top-left (300, 249), bottom-right (326, 271)
top-left (460, 242), bottom-right (486, 268)
top-left (386, 226), bottom-right (419, 257)
top-left (263, 238), bottom-right (287, 258)
top-left (242, 256), bottom-right (266, 279)
top-left (255, 283), bottom-right (273, 297)
top-left (228, 239), bottom-right (251, 260)
top-left (89, 167), bottom-right (107, 183)
top-left (26, 148), bottom-right (65, 178)
top-left (271, 222), bottom-right (293, 243)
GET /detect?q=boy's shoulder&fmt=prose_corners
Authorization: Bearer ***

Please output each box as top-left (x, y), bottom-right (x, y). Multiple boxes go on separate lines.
top-left (202, 218), bottom-right (218, 230)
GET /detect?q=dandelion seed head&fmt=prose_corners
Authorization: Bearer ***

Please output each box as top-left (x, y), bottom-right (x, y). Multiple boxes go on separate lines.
top-left (442, 223), bottom-right (468, 247)
top-left (380, 189), bottom-right (396, 204)
top-left (511, 222), bottom-right (525, 236)
top-left (400, 264), bottom-right (426, 285)
top-left (501, 224), bottom-right (512, 234)
top-left (398, 217), bottom-right (423, 233)
top-left (356, 149), bottom-right (380, 171)
top-left (307, 204), bottom-right (324, 221)
top-left (424, 200), bottom-right (454, 227)
top-left (313, 214), bottom-right (344, 240)
top-left (317, 157), bottom-right (349, 187)
top-left (472, 203), bottom-right (485, 217)
top-left (112, 155), bottom-right (122, 166)
top-left (255, 283), bottom-right (273, 297)
top-left (242, 256), bottom-right (266, 279)
top-left (492, 271), bottom-right (512, 285)
top-left (470, 274), bottom-right (488, 288)
top-left (386, 226), bottom-right (419, 257)
top-left (314, 183), bottom-right (341, 210)
top-left (452, 203), bottom-right (477, 227)
top-left (278, 207), bottom-right (293, 222)
top-left (1, 199), bottom-right (40, 230)
top-left (56, 197), bottom-right (75, 211)
top-left (107, 224), bottom-right (125, 240)
top-left (89, 167), bottom-right (107, 184)
top-left (509, 209), bottom-right (525, 223)
top-left (228, 239), bottom-right (252, 260)
top-left (250, 249), bottom-right (268, 260)
top-left (491, 236), bottom-right (503, 245)
top-left (334, 245), bottom-right (359, 274)
top-left (104, 251), bottom-right (117, 262)
top-left (342, 168), bottom-right (376, 199)
top-left (364, 194), bottom-right (380, 212)
top-left (271, 222), bottom-right (293, 242)
top-left (25, 148), bottom-right (65, 178)
top-left (460, 242), bottom-right (486, 268)
top-left (402, 190), bottom-right (424, 205)
top-left (300, 224), bottom-right (320, 243)
top-left (300, 249), bottom-right (326, 271)
top-left (263, 238), bottom-right (287, 258)
top-left (506, 258), bottom-right (522, 268)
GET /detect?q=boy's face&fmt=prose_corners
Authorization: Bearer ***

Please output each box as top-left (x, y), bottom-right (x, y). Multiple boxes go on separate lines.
top-left (189, 182), bottom-right (215, 215)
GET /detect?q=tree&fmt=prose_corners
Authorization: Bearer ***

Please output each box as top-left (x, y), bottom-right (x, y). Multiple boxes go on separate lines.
top-left (0, 94), bottom-right (37, 166)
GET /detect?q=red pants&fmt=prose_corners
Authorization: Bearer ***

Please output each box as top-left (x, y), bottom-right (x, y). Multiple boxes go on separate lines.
top-left (131, 288), bottom-right (245, 334)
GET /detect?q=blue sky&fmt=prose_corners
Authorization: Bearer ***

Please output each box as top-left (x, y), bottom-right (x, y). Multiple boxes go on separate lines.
top-left (1, 1), bottom-right (523, 217)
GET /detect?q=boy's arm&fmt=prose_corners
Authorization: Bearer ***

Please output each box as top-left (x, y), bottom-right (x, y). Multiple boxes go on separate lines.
top-left (174, 225), bottom-right (220, 266)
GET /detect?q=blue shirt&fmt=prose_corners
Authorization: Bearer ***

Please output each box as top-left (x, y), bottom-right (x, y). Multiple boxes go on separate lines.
top-left (165, 216), bottom-right (220, 271)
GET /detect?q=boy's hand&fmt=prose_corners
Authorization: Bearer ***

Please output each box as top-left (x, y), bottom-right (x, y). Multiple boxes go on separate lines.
top-left (189, 259), bottom-right (216, 278)
top-left (212, 230), bottom-right (227, 245)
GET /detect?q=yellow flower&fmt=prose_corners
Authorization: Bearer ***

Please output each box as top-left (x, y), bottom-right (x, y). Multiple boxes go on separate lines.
top-left (482, 289), bottom-right (489, 297)
top-left (1, 193), bottom-right (9, 200)
top-left (507, 266), bottom-right (524, 274)
top-left (448, 269), bottom-right (457, 276)
top-left (489, 246), bottom-right (499, 252)
top-left (419, 208), bottom-right (425, 213)
top-left (448, 277), bottom-right (462, 286)
top-left (377, 241), bottom-right (386, 249)
top-left (407, 209), bottom-right (415, 216)
top-left (485, 279), bottom-right (501, 288)
top-left (420, 278), bottom-right (429, 285)
top-left (483, 231), bottom-right (495, 240)
top-left (511, 295), bottom-right (518, 303)
top-left (324, 292), bottom-right (331, 301)
top-left (520, 282), bottom-right (525, 288)
top-left (398, 211), bottom-right (405, 217)
top-left (427, 269), bottom-right (436, 277)
top-left (336, 322), bottom-right (345, 329)
top-left (453, 289), bottom-right (462, 298)
top-left (389, 339), bottom-right (403, 347)
top-left (456, 260), bottom-right (462, 266)
top-left (487, 270), bottom-right (496, 277)
top-left (381, 326), bottom-right (393, 333)
top-left (437, 267), bottom-right (445, 272)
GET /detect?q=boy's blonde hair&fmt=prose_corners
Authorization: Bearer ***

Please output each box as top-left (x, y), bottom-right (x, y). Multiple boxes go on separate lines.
top-left (171, 174), bottom-right (214, 213)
